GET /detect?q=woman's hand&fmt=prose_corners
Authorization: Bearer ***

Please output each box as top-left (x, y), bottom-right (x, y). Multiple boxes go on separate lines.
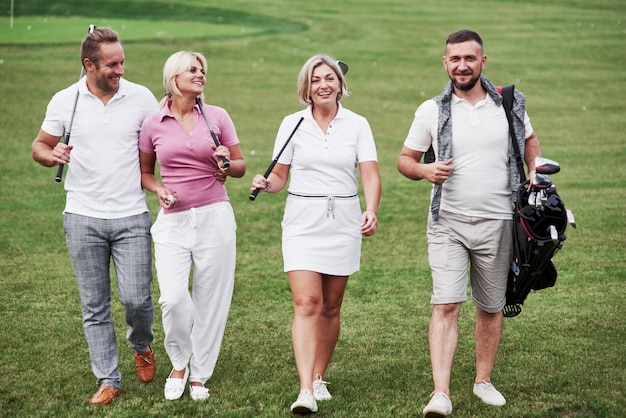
top-left (214, 169), bottom-right (227, 184)
top-left (250, 174), bottom-right (271, 192)
top-left (212, 145), bottom-right (231, 170)
top-left (360, 209), bottom-right (378, 236)
top-left (157, 187), bottom-right (177, 209)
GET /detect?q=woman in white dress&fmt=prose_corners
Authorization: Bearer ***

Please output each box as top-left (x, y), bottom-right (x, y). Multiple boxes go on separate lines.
top-left (250, 54), bottom-right (381, 414)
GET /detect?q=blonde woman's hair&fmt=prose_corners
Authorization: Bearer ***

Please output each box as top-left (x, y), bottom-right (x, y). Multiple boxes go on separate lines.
top-left (297, 54), bottom-right (349, 105)
top-left (160, 50), bottom-right (208, 107)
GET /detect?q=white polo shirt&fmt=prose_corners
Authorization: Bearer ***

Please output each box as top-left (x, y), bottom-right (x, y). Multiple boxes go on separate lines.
top-left (404, 93), bottom-right (533, 219)
top-left (41, 77), bottom-right (159, 218)
top-left (275, 104), bottom-right (378, 196)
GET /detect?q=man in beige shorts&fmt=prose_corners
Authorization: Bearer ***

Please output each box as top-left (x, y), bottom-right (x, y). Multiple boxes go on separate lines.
top-left (397, 29), bottom-right (542, 417)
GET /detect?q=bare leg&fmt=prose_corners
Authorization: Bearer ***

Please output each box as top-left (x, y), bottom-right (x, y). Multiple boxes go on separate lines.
top-left (288, 270), bottom-right (323, 391)
top-left (313, 274), bottom-right (349, 378)
top-left (169, 369), bottom-right (185, 378)
top-left (475, 308), bottom-right (503, 383)
top-left (429, 303), bottom-right (462, 396)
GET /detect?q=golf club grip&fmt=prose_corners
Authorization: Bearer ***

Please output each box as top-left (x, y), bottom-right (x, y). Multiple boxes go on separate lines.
top-left (248, 188), bottom-right (261, 201)
top-left (55, 165), bottom-right (64, 182)
top-left (55, 120), bottom-right (74, 182)
top-left (249, 160), bottom-right (278, 200)
top-left (210, 130), bottom-right (230, 169)
top-left (55, 160), bottom-right (66, 182)
top-left (55, 136), bottom-right (69, 181)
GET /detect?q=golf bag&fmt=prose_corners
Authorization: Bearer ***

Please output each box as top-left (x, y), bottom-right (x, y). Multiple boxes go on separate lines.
top-left (500, 84), bottom-right (573, 317)
top-left (503, 182), bottom-right (568, 317)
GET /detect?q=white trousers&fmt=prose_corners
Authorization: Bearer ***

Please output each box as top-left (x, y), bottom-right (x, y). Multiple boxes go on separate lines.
top-left (151, 201), bottom-right (236, 385)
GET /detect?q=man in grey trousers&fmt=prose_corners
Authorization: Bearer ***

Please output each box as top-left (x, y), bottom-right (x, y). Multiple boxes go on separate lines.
top-left (32, 27), bottom-right (159, 405)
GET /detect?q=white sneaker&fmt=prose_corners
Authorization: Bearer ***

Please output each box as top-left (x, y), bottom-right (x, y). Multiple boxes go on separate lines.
top-left (423, 391), bottom-right (452, 418)
top-left (473, 381), bottom-right (506, 406)
top-left (190, 384), bottom-right (210, 401)
top-left (313, 374), bottom-right (332, 401)
top-left (290, 389), bottom-right (318, 414)
top-left (164, 368), bottom-right (189, 400)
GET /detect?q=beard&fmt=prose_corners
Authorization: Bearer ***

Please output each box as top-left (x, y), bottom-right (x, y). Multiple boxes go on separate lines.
top-left (95, 75), bottom-right (120, 93)
top-left (450, 73), bottom-right (480, 91)
top-left (93, 63), bottom-right (121, 94)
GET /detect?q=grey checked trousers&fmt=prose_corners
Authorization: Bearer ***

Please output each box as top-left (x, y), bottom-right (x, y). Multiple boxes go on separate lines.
top-left (64, 212), bottom-right (154, 389)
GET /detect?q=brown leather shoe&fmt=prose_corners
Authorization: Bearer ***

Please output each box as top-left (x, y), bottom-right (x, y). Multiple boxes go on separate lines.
top-left (133, 345), bottom-right (156, 383)
top-left (89, 385), bottom-right (121, 405)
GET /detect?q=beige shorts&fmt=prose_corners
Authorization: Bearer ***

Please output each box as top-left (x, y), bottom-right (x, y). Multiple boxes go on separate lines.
top-left (427, 210), bottom-right (512, 313)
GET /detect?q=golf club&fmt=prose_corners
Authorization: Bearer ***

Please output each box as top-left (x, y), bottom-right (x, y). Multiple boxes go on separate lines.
top-left (566, 209), bottom-right (577, 228)
top-left (535, 156), bottom-right (560, 175)
top-left (549, 224), bottom-right (559, 245)
top-left (55, 24), bottom-right (96, 183)
top-left (532, 173), bottom-right (553, 190)
top-left (249, 117), bottom-right (304, 201)
top-left (337, 60), bottom-right (349, 75)
top-left (528, 191), bottom-right (538, 209)
top-left (528, 173), bottom-right (554, 210)
top-left (539, 189), bottom-right (548, 209)
top-left (196, 97), bottom-right (230, 170)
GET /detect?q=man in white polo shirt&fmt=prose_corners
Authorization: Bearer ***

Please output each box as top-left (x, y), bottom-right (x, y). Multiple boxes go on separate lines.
top-left (32, 27), bottom-right (159, 405)
top-left (397, 29), bottom-right (542, 417)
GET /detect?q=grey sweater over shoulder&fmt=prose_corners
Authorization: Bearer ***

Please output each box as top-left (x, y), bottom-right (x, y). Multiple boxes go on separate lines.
top-left (425, 74), bottom-right (527, 221)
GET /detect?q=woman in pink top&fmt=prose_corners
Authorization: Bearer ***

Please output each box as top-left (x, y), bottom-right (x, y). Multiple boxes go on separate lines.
top-left (139, 50), bottom-right (246, 401)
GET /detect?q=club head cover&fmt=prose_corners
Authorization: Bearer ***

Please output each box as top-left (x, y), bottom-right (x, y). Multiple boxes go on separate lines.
top-left (337, 60), bottom-right (349, 75)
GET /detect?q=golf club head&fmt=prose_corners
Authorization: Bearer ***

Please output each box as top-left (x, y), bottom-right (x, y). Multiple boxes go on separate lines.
top-left (540, 190), bottom-right (548, 206)
top-left (532, 173), bottom-right (553, 190)
top-left (528, 191), bottom-right (537, 209)
top-left (535, 157), bottom-right (560, 175)
top-left (566, 209), bottom-right (577, 228)
top-left (528, 191), bottom-right (544, 210)
top-left (337, 60), bottom-right (349, 75)
top-left (547, 184), bottom-right (557, 194)
top-left (549, 224), bottom-right (559, 245)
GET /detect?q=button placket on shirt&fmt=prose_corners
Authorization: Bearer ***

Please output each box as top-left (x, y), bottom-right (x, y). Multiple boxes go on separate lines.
top-left (325, 123), bottom-right (332, 151)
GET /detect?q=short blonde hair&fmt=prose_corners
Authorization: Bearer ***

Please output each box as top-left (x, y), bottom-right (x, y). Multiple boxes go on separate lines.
top-left (162, 50), bottom-right (208, 100)
top-left (297, 54), bottom-right (349, 105)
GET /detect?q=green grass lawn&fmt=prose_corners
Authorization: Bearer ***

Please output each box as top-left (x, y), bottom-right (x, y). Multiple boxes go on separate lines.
top-left (0, 16), bottom-right (266, 43)
top-left (0, 0), bottom-right (624, 417)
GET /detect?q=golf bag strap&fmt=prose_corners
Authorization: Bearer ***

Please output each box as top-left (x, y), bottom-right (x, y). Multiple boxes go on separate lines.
top-left (501, 85), bottom-right (526, 182)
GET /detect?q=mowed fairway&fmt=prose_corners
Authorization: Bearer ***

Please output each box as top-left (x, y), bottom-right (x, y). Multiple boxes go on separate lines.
top-left (0, 0), bottom-right (624, 417)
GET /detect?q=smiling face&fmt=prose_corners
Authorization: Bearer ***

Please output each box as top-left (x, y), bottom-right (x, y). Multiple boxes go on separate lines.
top-left (309, 63), bottom-right (340, 108)
top-left (174, 56), bottom-right (206, 97)
top-left (443, 40), bottom-right (486, 92)
top-left (87, 41), bottom-right (125, 94)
